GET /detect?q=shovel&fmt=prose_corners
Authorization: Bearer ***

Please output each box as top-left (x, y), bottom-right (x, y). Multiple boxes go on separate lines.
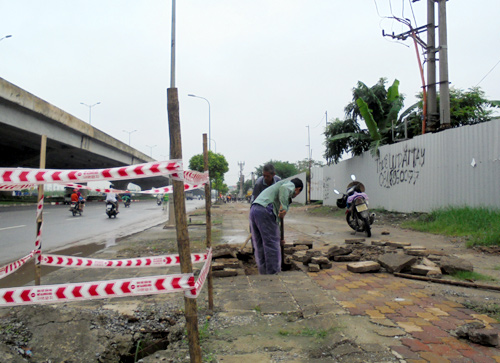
top-left (280, 217), bottom-right (292, 271)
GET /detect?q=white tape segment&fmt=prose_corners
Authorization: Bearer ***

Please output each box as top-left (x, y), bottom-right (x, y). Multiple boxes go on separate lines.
top-left (0, 273), bottom-right (194, 306)
top-left (0, 160), bottom-right (183, 185)
top-left (41, 252), bottom-right (208, 268)
top-left (0, 251), bottom-right (35, 280)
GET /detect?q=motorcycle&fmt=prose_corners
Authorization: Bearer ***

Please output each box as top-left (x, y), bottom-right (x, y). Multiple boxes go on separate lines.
top-left (106, 202), bottom-right (118, 218)
top-left (334, 175), bottom-right (375, 237)
top-left (123, 197), bottom-right (131, 208)
top-left (69, 201), bottom-right (83, 216)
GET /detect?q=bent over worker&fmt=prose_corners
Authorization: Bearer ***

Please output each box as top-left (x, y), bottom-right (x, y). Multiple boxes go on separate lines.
top-left (249, 178), bottom-right (303, 275)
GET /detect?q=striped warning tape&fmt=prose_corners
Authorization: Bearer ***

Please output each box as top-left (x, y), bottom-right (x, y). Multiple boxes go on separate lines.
top-left (0, 160), bottom-right (183, 185)
top-left (0, 251), bottom-right (35, 280)
top-left (41, 252), bottom-right (208, 268)
top-left (185, 248), bottom-right (212, 298)
top-left (0, 273), bottom-right (194, 306)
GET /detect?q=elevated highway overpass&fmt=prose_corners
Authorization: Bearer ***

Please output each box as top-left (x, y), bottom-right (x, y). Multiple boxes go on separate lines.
top-left (0, 77), bottom-right (169, 190)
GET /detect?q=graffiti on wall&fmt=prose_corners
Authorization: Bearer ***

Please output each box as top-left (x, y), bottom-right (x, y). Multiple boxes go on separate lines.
top-left (323, 176), bottom-right (332, 201)
top-left (377, 146), bottom-right (425, 188)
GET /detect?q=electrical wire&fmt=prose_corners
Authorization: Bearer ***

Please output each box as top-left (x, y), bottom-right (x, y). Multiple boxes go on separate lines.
top-left (476, 58), bottom-right (500, 86)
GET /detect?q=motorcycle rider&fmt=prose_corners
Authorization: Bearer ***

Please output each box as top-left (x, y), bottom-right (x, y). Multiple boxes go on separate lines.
top-left (105, 185), bottom-right (119, 214)
top-left (70, 189), bottom-right (83, 212)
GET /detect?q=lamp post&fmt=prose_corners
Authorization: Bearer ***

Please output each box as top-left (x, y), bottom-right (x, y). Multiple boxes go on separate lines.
top-left (146, 144), bottom-right (157, 158)
top-left (188, 94), bottom-right (211, 151)
top-left (122, 129), bottom-right (137, 146)
top-left (80, 102), bottom-right (101, 125)
top-left (0, 35), bottom-right (12, 42)
top-left (209, 138), bottom-right (217, 153)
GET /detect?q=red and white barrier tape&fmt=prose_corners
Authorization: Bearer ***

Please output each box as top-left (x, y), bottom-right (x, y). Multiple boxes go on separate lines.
top-left (0, 160), bottom-right (182, 185)
top-left (0, 251), bottom-right (35, 280)
top-left (0, 273), bottom-right (194, 306)
top-left (41, 252), bottom-right (208, 268)
top-left (0, 183), bottom-right (36, 191)
top-left (185, 248), bottom-right (212, 298)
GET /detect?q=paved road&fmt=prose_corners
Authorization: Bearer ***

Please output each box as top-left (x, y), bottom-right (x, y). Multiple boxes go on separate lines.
top-left (0, 199), bottom-right (204, 265)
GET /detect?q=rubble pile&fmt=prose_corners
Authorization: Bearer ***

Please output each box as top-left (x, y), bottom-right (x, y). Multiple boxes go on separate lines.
top-left (286, 238), bottom-right (474, 280)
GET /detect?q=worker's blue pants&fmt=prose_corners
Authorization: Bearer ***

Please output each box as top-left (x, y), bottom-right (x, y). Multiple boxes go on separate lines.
top-left (249, 203), bottom-right (281, 275)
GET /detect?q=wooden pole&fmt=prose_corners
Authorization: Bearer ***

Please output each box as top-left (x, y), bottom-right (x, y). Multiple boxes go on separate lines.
top-left (167, 88), bottom-right (202, 362)
top-left (35, 135), bottom-right (47, 285)
top-left (203, 133), bottom-right (214, 312)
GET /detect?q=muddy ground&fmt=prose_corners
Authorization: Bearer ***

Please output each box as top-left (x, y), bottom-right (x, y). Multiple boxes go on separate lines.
top-left (0, 202), bottom-right (499, 362)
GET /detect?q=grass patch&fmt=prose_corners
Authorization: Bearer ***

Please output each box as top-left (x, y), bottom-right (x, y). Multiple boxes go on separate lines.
top-left (401, 206), bottom-right (500, 247)
top-left (463, 301), bottom-right (500, 322)
top-left (450, 270), bottom-right (496, 282)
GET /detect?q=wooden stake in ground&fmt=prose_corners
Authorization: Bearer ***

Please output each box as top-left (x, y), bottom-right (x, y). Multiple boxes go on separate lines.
top-left (35, 135), bottom-right (47, 286)
top-left (203, 133), bottom-right (214, 312)
top-left (167, 87), bottom-right (201, 362)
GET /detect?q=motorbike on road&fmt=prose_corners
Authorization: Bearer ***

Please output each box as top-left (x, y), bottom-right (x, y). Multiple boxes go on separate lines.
top-left (69, 201), bottom-right (83, 217)
top-left (334, 175), bottom-right (375, 237)
top-left (106, 202), bottom-right (118, 218)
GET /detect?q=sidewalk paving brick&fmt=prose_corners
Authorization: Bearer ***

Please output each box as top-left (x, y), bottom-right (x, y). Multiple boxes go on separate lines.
top-left (309, 262), bottom-right (500, 361)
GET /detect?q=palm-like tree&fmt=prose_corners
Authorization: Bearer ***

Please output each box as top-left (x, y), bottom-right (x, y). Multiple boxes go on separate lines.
top-left (324, 78), bottom-right (417, 164)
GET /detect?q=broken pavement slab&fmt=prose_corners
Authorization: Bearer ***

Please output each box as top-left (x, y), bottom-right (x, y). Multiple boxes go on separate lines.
top-left (346, 261), bottom-right (381, 273)
top-left (377, 254), bottom-right (417, 273)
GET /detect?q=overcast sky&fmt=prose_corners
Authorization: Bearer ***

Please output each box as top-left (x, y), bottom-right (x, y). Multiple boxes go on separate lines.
top-left (2, 1), bottom-right (499, 187)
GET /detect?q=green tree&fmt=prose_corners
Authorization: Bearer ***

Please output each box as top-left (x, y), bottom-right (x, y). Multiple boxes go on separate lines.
top-left (254, 160), bottom-right (299, 179)
top-left (324, 78), bottom-right (416, 164)
top-left (295, 158), bottom-right (325, 173)
top-left (405, 87), bottom-right (500, 134)
top-left (189, 151), bottom-right (229, 183)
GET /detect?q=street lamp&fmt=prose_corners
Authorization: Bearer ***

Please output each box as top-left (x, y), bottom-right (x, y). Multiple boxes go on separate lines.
top-left (188, 94), bottom-right (211, 151)
top-left (146, 144), bottom-right (157, 158)
top-left (122, 129), bottom-right (137, 146)
top-left (210, 138), bottom-right (217, 153)
top-left (0, 35), bottom-right (12, 42)
top-left (80, 102), bottom-right (101, 125)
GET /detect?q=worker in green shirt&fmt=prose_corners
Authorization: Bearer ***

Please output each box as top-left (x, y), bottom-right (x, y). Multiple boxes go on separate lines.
top-left (249, 178), bottom-right (303, 274)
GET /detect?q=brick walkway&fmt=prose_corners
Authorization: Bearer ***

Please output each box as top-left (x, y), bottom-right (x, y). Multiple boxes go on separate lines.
top-left (311, 264), bottom-right (500, 362)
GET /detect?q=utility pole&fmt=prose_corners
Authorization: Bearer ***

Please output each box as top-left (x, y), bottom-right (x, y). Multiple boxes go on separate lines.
top-left (438, 0), bottom-right (451, 128)
top-left (238, 161), bottom-right (245, 199)
top-left (381, 0), bottom-right (451, 132)
top-left (426, 0), bottom-right (438, 132)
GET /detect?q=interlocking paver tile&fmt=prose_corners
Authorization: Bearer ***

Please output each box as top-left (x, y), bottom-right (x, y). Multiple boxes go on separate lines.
top-left (338, 301), bottom-right (357, 309)
top-left (376, 305), bottom-right (396, 314)
top-left (397, 321), bottom-right (424, 333)
top-left (416, 311), bottom-right (440, 321)
top-left (426, 307), bottom-right (450, 316)
top-left (433, 318), bottom-right (462, 330)
top-left (366, 309), bottom-right (386, 319)
top-left (419, 351), bottom-right (452, 362)
top-left (411, 331), bottom-right (446, 344)
top-left (335, 286), bottom-right (350, 292)
top-left (472, 314), bottom-right (499, 325)
top-left (408, 317), bottom-right (433, 327)
top-left (390, 345), bottom-right (421, 359)
top-left (440, 337), bottom-right (474, 351)
top-left (401, 338), bottom-right (431, 352)
top-left (442, 301), bottom-right (465, 308)
top-left (386, 301), bottom-right (403, 309)
top-left (460, 350), bottom-right (498, 363)
top-left (428, 343), bottom-right (464, 358)
top-left (493, 356), bottom-right (500, 362)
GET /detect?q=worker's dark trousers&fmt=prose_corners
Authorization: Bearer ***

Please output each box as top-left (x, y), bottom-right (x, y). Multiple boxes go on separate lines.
top-left (249, 203), bottom-right (281, 274)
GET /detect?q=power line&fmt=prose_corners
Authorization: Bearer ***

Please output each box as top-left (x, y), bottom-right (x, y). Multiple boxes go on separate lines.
top-left (476, 58), bottom-right (500, 87)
